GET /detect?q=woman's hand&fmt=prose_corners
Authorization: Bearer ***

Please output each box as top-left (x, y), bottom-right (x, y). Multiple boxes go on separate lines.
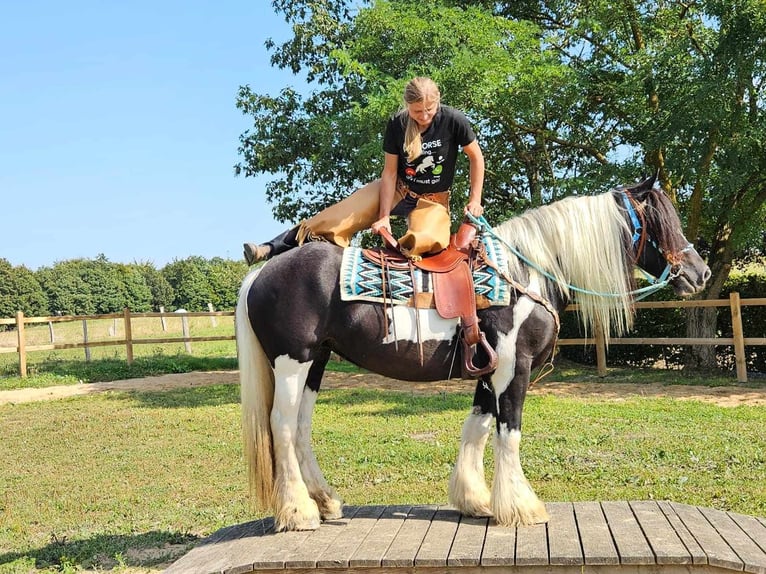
top-left (464, 201), bottom-right (484, 218)
top-left (371, 215), bottom-right (392, 235)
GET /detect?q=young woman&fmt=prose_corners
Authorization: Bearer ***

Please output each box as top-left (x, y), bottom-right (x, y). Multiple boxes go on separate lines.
top-left (244, 76), bottom-right (485, 263)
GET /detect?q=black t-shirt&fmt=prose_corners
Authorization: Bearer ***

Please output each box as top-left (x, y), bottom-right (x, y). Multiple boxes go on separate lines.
top-left (383, 105), bottom-right (476, 194)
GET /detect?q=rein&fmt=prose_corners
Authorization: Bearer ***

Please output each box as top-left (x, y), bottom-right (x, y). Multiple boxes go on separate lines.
top-left (465, 206), bottom-right (687, 300)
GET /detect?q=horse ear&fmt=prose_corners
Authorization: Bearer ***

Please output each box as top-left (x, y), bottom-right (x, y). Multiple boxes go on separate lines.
top-left (638, 170), bottom-right (658, 190)
top-left (626, 170), bottom-right (659, 194)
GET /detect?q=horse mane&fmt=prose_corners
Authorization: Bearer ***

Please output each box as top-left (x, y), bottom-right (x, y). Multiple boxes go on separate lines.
top-left (493, 191), bottom-right (634, 340)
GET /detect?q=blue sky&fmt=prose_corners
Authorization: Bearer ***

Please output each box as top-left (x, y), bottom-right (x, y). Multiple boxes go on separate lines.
top-left (1, 1), bottom-right (302, 270)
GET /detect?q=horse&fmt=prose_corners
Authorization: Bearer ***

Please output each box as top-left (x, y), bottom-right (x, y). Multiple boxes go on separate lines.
top-left (236, 175), bottom-right (710, 532)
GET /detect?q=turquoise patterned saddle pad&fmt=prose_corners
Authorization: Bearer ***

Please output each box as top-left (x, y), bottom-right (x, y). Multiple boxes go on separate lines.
top-left (339, 233), bottom-right (511, 306)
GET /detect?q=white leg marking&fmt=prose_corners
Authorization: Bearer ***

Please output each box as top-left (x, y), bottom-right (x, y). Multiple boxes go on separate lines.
top-left (296, 387), bottom-right (343, 520)
top-left (271, 355), bottom-right (320, 530)
top-left (449, 409), bottom-right (493, 517)
top-left (491, 428), bottom-right (549, 526)
top-left (491, 275), bottom-right (542, 398)
top-left (382, 306), bottom-right (458, 345)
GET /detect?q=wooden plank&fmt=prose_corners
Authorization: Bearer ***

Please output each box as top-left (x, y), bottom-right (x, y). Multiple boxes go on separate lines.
top-left (629, 500), bottom-right (689, 565)
top-left (657, 500), bottom-right (708, 565)
top-left (447, 515), bottom-right (488, 566)
top-left (250, 524), bottom-right (315, 570)
top-left (547, 502), bottom-right (582, 566)
top-left (165, 517), bottom-right (270, 574)
top-left (315, 504), bottom-right (386, 568)
top-left (480, 521), bottom-right (516, 566)
top-left (729, 511), bottom-right (766, 555)
top-left (283, 506), bottom-right (361, 568)
top-left (349, 505), bottom-right (411, 567)
top-left (414, 507), bottom-right (460, 567)
top-left (574, 501), bottom-right (619, 565)
top-left (602, 500), bottom-right (654, 565)
top-left (671, 502), bottom-right (744, 571)
top-left (381, 505), bottom-right (438, 567)
top-left (700, 506), bottom-right (766, 574)
top-left (514, 521), bottom-right (548, 566)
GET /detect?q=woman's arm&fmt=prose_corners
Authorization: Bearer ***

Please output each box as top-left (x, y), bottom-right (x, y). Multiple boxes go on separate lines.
top-left (462, 140), bottom-right (485, 217)
top-left (370, 152), bottom-right (399, 235)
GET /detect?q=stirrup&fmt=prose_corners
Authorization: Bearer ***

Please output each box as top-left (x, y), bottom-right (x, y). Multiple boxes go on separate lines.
top-left (461, 330), bottom-right (498, 378)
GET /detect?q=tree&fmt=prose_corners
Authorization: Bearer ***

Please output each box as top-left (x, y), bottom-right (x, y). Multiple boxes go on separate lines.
top-left (206, 257), bottom-right (249, 310)
top-left (241, 0), bottom-right (766, 368)
top-left (134, 262), bottom-right (175, 311)
top-left (0, 259), bottom-right (48, 319)
top-left (162, 257), bottom-right (214, 311)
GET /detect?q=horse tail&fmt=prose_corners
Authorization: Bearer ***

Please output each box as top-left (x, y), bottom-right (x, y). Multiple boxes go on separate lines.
top-left (236, 267), bottom-right (275, 511)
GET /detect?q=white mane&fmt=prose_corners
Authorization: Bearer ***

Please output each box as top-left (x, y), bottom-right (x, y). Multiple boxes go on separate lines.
top-left (493, 192), bottom-right (634, 340)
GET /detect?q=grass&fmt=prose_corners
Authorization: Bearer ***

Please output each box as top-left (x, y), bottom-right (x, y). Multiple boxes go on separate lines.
top-left (1, 384), bottom-right (765, 573)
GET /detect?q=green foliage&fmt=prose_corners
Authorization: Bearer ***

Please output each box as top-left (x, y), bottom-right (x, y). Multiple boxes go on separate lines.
top-left (161, 256), bottom-right (248, 311)
top-left (1, 256), bottom-right (247, 319)
top-left (0, 258), bottom-right (47, 319)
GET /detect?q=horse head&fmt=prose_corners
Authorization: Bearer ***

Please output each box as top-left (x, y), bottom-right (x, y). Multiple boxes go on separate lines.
top-left (619, 176), bottom-right (711, 296)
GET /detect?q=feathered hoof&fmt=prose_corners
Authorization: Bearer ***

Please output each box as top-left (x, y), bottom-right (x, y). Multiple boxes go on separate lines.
top-left (319, 498), bottom-right (344, 521)
top-left (273, 504), bottom-right (321, 532)
top-left (450, 490), bottom-right (493, 518)
top-left (492, 500), bottom-right (550, 527)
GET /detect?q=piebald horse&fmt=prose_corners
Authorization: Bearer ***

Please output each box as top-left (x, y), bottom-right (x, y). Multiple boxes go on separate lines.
top-left (236, 175), bottom-right (710, 531)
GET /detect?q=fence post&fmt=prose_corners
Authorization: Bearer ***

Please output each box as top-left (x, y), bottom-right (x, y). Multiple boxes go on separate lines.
top-left (159, 306), bottom-right (167, 332)
top-left (16, 311), bottom-right (27, 378)
top-left (48, 321), bottom-right (55, 343)
top-left (123, 308), bottom-right (134, 365)
top-left (729, 292), bottom-right (748, 383)
top-left (594, 319), bottom-right (607, 376)
top-left (181, 314), bottom-right (192, 353)
top-left (82, 320), bottom-right (91, 362)
top-left (208, 303), bottom-right (217, 327)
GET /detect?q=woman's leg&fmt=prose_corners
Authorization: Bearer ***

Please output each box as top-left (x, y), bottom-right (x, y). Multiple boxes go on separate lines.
top-left (398, 198), bottom-right (451, 257)
top-left (297, 179), bottom-right (400, 247)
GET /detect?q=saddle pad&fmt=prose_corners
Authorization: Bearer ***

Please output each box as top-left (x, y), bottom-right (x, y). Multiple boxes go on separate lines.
top-left (340, 233), bottom-right (511, 306)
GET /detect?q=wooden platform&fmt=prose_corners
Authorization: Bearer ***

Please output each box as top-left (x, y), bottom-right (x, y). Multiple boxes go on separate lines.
top-left (164, 501), bottom-right (766, 573)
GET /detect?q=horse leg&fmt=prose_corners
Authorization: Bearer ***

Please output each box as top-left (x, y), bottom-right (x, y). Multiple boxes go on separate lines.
top-left (271, 355), bottom-right (321, 531)
top-left (449, 378), bottom-right (494, 517)
top-left (295, 353), bottom-right (343, 521)
top-left (491, 350), bottom-right (549, 526)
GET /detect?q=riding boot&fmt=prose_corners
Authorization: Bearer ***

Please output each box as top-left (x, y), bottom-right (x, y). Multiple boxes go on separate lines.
top-left (243, 226), bottom-right (300, 265)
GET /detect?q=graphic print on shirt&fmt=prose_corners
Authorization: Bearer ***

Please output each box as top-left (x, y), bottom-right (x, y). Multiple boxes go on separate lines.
top-left (405, 144), bottom-right (446, 187)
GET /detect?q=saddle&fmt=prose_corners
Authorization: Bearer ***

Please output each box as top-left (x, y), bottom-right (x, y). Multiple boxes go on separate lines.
top-left (362, 223), bottom-right (499, 378)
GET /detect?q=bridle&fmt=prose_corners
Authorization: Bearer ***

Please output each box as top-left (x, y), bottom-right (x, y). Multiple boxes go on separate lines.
top-left (619, 190), bottom-right (694, 287)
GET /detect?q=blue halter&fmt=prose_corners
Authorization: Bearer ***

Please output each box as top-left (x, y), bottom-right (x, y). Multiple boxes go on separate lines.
top-left (619, 190), bottom-right (696, 293)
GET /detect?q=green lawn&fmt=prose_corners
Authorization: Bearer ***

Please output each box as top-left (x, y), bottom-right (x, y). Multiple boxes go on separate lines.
top-left (1, 383), bottom-right (764, 573)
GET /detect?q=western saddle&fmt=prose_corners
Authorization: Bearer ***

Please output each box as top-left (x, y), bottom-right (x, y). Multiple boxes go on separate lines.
top-left (362, 223), bottom-right (499, 378)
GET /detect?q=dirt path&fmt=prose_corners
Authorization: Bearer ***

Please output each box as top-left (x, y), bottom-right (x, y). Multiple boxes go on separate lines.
top-left (2, 370), bottom-right (765, 407)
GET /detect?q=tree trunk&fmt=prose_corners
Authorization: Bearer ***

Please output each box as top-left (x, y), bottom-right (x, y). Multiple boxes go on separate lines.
top-left (685, 226), bottom-right (733, 370)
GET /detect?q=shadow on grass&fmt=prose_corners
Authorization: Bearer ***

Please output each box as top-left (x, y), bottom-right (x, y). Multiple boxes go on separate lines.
top-left (0, 530), bottom-right (199, 571)
top-left (112, 383), bottom-right (472, 415)
top-left (114, 384), bottom-right (242, 408)
top-left (33, 355), bottom-right (238, 382)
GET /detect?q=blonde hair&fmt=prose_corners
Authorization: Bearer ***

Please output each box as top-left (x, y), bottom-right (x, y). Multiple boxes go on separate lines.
top-left (403, 77), bottom-right (441, 162)
top-left (494, 192), bottom-right (635, 342)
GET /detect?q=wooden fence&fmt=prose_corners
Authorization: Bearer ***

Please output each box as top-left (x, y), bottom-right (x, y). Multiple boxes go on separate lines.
top-left (1, 294), bottom-right (764, 382)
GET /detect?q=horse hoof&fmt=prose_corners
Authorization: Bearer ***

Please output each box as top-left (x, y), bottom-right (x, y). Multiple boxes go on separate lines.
top-left (320, 500), bottom-right (344, 521)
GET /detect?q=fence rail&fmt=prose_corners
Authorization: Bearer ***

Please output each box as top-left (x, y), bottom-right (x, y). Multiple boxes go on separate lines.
top-left (1, 293), bottom-right (764, 381)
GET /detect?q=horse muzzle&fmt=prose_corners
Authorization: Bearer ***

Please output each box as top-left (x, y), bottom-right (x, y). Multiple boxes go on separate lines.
top-left (670, 250), bottom-right (711, 296)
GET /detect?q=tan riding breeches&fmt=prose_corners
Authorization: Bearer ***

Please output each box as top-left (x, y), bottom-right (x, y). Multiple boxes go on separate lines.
top-left (296, 179), bottom-right (451, 257)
